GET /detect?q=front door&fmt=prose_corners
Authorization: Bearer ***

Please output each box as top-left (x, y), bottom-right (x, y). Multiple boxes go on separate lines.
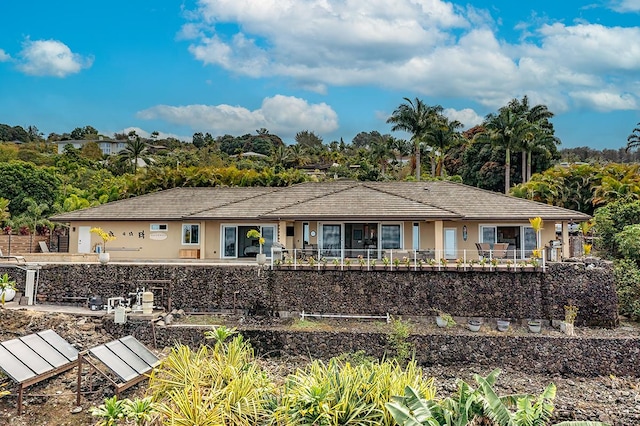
top-left (78, 226), bottom-right (91, 253)
top-left (444, 228), bottom-right (457, 259)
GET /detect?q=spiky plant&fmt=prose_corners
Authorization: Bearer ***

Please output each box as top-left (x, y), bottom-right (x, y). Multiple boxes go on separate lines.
top-left (91, 395), bottom-right (126, 426)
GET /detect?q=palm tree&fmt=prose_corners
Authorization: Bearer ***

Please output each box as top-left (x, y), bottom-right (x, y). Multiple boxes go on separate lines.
top-left (507, 96), bottom-right (557, 183)
top-left (369, 134), bottom-right (395, 177)
top-left (387, 98), bottom-right (443, 180)
top-left (121, 132), bottom-right (149, 174)
top-left (424, 117), bottom-right (464, 177)
top-left (626, 122), bottom-right (640, 152)
top-left (477, 109), bottom-right (532, 194)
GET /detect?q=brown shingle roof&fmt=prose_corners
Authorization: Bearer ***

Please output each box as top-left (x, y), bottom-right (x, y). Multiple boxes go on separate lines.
top-left (50, 181), bottom-right (591, 222)
top-left (49, 187), bottom-right (276, 221)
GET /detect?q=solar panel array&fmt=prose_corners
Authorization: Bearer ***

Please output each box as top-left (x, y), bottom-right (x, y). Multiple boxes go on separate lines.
top-left (89, 336), bottom-right (160, 382)
top-left (0, 330), bottom-right (78, 384)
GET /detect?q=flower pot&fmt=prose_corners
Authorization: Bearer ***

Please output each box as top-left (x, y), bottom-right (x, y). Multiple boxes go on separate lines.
top-left (528, 320), bottom-right (542, 333)
top-left (0, 288), bottom-right (16, 303)
top-left (98, 252), bottom-right (110, 264)
top-left (468, 320), bottom-right (481, 332)
top-left (497, 320), bottom-right (510, 332)
top-left (256, 253), bottom-right (267, 265)
top-left (436, 316), bottom-right (448, 328)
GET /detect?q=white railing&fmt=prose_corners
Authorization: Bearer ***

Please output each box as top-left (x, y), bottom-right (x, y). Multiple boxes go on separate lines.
top-left (270, 247), bottom-right (547, 272)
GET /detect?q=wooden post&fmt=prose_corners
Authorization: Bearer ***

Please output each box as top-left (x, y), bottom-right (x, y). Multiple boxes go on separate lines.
top-left (76, 353), bottom-right (83, 406)
top-left (17, 384), bottom-right (23, 414)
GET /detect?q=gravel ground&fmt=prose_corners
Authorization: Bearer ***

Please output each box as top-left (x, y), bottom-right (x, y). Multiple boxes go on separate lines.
top-left (1, 309), bottom-right (639, 425)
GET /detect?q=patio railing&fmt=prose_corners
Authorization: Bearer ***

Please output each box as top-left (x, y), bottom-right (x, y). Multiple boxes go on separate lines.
top-left (269, 247), bottom-right (547, 272)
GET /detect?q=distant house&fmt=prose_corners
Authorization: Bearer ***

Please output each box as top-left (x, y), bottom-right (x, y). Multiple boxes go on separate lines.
top-left (54, 138), bottom-right (127, 156)
top-left (50, 181), bottom-right (590, 261)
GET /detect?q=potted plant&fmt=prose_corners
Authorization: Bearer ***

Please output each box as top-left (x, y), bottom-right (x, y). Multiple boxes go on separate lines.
top-left (246, 229), bottom-right (266, 265)
top-left (528, 319), bottom-right (542, 333)
top-left (0, 273), bottom-right (17, 305)
top-left (91, 227), bottom-right (116, 264)
top-left (468, 319), bottom-right (481, 332)
top-left (562, 304), bottom-right (578, 336)
top-left (496, 319), bottom-right (510, 332)
top-left (436, 312), bottom-right (456, 328)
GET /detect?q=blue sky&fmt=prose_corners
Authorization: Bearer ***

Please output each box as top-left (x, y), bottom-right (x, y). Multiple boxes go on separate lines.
top-left (1, 1), bottom-right (640, 149)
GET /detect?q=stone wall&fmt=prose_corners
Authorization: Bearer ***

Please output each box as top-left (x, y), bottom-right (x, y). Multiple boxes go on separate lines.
top-left (0, 261), bottom-right (618, 326)
top-left (104, 320), bottom-right (638, 377)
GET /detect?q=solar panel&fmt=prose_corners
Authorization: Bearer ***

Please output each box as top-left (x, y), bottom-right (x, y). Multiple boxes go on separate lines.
top-left (89, 345), bottom-right (139, 382)
top-left (119, 336), bottom-right (160, 367)
top-left (105, 340), bottom-right (151, 375)
top-left (1, 339), bottom-right (53, 375)
top-left (37, 330), bottom-right (78, 361)
top-left (0, 345), bottom-right (36, 383)
top-left (20, 334), bottom-right (69, 368)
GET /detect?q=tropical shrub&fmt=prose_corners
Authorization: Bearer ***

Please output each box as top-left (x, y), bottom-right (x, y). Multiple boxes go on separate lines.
top-left (594, 200), bottom-right (640, 259)
top-left (386, 368), bottom-right (608, 426)
top-left (614, 259), bottom-right (640, 320)
top-left (272, 358), bottom-right (435, 426)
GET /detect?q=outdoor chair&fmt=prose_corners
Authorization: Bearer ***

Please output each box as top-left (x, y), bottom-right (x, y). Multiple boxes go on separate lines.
top-left (475, 243), bottom-right (491, 259)
top-left (39, 241), bottom-right (50, 253)
top-left (0, 248), bottom-right (25, 262)
top-left (492, 242), bottom-right (509, 259)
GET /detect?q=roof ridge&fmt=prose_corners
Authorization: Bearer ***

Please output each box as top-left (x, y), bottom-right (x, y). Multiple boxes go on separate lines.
top-left (186, 186), bottom-right (281, 216)
top-left (258, 181), bottom-right (361, 216)
top-left (362, 182), bottom-right (462, 216)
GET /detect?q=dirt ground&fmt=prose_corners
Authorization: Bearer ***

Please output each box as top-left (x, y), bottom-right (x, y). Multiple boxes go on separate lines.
top-left (1, 308), bottom-right (640, 425)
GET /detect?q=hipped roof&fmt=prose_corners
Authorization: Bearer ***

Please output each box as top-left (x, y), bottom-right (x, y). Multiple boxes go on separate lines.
top-left (50, 181), bottom-right (591, 222)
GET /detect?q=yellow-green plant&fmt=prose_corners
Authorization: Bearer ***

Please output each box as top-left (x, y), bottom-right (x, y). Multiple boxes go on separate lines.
top-left (148, 332), bottom-right (274, 426)
top-left (564, 305), bottom-right (579, 325)
top-left (246, 228), bottom-right (265, 254)
top-left (273, 357), bottom-right (435, 426)
top-left (388, 316), bottom-right (414, 365)
top-left (90, 227), bottom-right (116, 252)
top-left (122, 397), bottom-right (157, 426)
top-left (91, 395), bottom-right (126, 426)
top-left (529, 216), bottom-right (543, 256)
top-left (584, 243), bottom-right (593, 256)
top-left (0, 273), bottom-right (16, 306)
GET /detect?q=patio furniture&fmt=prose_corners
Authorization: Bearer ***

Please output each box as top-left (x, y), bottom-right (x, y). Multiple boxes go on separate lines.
top-left (492, 242), bottom-right (509, 259)
top-left (475, 243), bottom-right (491, 258)
top-left (299, 244), bottom-right (317, 260)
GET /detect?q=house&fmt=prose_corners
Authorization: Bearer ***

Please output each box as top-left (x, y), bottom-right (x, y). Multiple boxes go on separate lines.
top-left (49, 181), bottom-right (590, 261)
top-left (54, 138), bottom-right (126, 155)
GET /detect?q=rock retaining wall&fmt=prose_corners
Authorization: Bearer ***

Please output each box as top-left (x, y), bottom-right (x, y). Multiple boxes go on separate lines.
top-left (0, 261), bottom-right (618, 326)
top-left (103, 320), bottom-right (637, 377)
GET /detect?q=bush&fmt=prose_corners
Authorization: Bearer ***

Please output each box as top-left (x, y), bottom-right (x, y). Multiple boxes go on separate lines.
top-left (614, 259), bottom-right (640, 320)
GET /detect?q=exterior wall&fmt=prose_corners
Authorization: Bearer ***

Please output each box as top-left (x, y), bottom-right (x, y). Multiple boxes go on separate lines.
top-left (64, 218), bottom-right (572, 260)
top-left (69, 220), bottom-right (189, 259)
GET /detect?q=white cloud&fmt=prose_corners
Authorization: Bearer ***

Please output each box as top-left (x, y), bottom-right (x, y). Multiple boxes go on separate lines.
top-left (18, 39), bottom-right (93, 77)
top-left (569, 91), bottom-right (638, 111)
top-left (443, 108), bottom-right (483, 129)
top-left (180, 0), bottom-right (640, 114)
top-left (136, 95), bottom-right (339, 138)
top-left (0, 49), bottom-right (10, 62)
top-left (609, 0), bottom-right (640, 12)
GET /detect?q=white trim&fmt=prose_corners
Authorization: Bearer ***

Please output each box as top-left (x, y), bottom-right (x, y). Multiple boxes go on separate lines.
top-left (444, 227), bottom-right (457, 259)
top-left (181, 223), bottom-right (200, 245)
top-left (220, 222), bottom-right (278, 259)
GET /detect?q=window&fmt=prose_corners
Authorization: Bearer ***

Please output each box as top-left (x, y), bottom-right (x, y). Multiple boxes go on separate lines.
top-left (286, 226), bottom-right (294, 237)
top-left (150, 224), bottom-right (168, 231)
top-left (303, 222), bottom-right (310, 245)
top-left (182, 224), bottom-right (199, 245)
top-left (412, 222), bottom-right (420, 250)
top-left (381, 224), bottom-right (401, 249)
